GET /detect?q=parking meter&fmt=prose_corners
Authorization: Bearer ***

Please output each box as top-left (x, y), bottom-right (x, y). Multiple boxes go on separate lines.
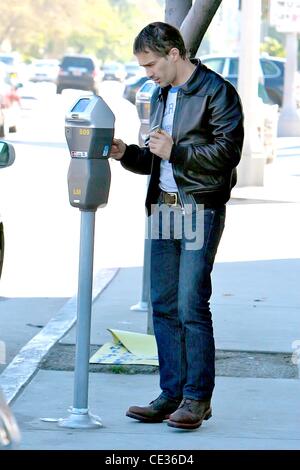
top-left (59, 95), bottom-right (115, 430)
top-left (65, 95), bottom-right (115, 211)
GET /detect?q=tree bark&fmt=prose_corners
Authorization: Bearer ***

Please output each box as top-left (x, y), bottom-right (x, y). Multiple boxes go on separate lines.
top-left (165, 0), bottom-right (192, 28)
top-left (180, 0), bottom-right (223, 58)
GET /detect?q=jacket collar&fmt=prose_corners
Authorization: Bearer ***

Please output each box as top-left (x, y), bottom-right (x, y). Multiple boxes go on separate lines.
top-left (158, 58), bottom-right (207, 100)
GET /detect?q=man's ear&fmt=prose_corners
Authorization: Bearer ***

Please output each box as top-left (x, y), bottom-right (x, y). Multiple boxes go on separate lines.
top-left (168, 47), bottom-right (180, 62)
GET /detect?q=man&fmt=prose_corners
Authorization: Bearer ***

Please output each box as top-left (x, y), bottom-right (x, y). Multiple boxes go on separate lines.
top-left (110, 22), bottom-right (244, 430)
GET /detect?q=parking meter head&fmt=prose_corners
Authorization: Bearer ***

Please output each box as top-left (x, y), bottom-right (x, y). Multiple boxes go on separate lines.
top-left (65, 95), bottom-right (115, 160)
top-left (67, 158), bottom-right (111, 211)
top-left (65, 96), bottom-right (115, 210)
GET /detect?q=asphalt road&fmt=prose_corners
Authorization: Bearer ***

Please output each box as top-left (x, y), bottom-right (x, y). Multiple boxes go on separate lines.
top-left (0, 80), bottom-right (145, 371)
top-left (0, 81), bottom-right (146, 299)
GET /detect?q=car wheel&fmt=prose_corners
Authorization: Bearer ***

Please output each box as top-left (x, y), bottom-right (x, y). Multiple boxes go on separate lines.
top-left (9, 125), bottom-right (17, 133)
top-left (0, 222), bottom-right (4, 280)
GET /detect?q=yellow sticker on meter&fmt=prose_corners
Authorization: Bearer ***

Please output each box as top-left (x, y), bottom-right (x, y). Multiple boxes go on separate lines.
top-left (79, 128), bottom-right (90, 135)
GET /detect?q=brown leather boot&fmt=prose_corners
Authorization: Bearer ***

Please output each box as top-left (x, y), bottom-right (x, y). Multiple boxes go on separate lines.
top-left (126, 394), bottom-right (181, 423)
top-left (167, 398), bottom-right (212, 429)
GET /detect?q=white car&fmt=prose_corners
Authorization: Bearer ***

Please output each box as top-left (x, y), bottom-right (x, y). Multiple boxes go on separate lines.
top-left (0, 52), bottom-right (24, 84)
top-left (102, 62), bottom-right (126, 82)
top-left (30, 59), bottom-right (59, 83)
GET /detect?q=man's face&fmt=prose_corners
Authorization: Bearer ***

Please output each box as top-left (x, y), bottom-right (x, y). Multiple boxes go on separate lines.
top-left (135, 49), bottom-right (177, 87)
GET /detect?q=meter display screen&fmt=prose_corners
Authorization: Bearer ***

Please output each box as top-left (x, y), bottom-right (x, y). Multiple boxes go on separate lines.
top-left (71, 98), bottom-right (90, 113)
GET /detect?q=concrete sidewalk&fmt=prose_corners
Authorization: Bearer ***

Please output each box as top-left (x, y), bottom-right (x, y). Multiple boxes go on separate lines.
top-left (10, 370), bottom-right (300, 450)
top-left (9, 216), bottom-right (300, 449)
top-left (9, 248), bottom-right (300, 449)
top-left (2, 138), bottom-right (300, 450)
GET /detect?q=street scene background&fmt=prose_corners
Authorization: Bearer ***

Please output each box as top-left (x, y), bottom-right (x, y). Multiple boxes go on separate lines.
top-left (0, 0), bottom-right (300, 452)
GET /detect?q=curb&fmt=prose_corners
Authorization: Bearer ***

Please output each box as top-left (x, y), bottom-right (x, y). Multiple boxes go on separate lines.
top-left (0, 268), bottom-right (119, 404)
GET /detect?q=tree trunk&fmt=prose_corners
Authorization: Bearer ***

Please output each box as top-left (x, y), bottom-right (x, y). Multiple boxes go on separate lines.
top-left (165, 0), bottom-right (192, 28)
top-left (180, 0), bottom-right (223, 58)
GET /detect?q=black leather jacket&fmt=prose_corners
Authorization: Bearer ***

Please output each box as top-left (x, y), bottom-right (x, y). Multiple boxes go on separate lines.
top-left (121, 59), bottom-right (244, 215)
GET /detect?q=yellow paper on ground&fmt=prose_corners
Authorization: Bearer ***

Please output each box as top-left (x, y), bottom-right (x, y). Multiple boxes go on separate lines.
top-left (89, 329), bottom-right (158, 366)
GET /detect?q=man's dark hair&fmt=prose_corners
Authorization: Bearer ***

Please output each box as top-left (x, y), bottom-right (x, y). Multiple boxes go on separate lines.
top-left (133, 22), bottom-right (187, 59)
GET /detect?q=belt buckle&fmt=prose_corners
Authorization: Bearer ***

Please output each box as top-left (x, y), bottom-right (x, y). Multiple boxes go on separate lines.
top-left (166, 192), bottom-right (178, 206)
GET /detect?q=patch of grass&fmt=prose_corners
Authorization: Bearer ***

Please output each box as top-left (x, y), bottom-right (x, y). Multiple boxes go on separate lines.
top-left (109, 365), bottom-right (129, 374)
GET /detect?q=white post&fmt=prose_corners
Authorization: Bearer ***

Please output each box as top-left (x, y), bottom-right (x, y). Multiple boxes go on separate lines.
top-left (277, 32), bottom-right (300, 137)
top-left (237, 0), bottom-right (265, 186)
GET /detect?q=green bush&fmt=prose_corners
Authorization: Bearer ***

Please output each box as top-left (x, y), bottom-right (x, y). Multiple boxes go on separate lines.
top-left (260, 36), bottom-right (285, 57)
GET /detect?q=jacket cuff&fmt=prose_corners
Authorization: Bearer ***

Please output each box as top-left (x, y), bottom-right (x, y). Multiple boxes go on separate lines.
top-left (169, 143), bottom-right (187, 165)
top-left (120, 144), bottom-right (130, 162)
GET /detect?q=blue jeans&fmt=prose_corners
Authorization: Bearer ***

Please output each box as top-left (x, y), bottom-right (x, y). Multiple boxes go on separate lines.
top-left (150, 203), bottom-right (226, 401)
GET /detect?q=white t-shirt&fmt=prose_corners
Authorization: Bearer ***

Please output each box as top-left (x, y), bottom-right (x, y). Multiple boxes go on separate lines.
top-left (159, 86), bottom-right (179, 192)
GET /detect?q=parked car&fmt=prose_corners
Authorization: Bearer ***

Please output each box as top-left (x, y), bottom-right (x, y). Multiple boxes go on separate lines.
top-left (0, 140), bottom-right (15, 279)
top-left (0, 141), bottom-right (19, 450)
top-left (0, 63), bottom-right (21, 137)
top-left (102, 62), bottom-right (126, 82)
top-left (135, 77), bottom-right (278, 162)
top-left (0, 52), bottom-right (24, 85)
top-left (124, 61), bottom-right (143, 79)
top-left (123, 75), bottom-right (149, 104)
top-left (29, 59), bottom-right (59, 83)
top-left (56, 55), bottom-right (101, 94)
top-left (200, 54), bottom-right (300, 107)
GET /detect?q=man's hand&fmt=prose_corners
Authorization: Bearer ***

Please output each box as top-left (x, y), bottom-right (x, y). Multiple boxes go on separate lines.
top-left (149, 129), bottom-right (173, 160)
top-left (110, 138), bottom-right (126, 160)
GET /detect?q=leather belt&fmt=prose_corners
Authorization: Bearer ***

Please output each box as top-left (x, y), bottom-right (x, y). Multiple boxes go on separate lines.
top-left (160, 191), bottom-right (179, 206)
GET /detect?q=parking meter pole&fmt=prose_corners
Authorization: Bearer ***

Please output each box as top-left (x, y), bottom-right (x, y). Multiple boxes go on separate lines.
top-left (73, 210), bottom-right (95, 409)
top-left (58, 95), bottom-right (115, 430)
top-left (130, 175), bottom-right (151, 312)
top-left (59, 210), bottom-right (102, 429)
top-left (141, 229), bottom-right (151, 306)
top-left (130, 216), bottom-right (151, 312)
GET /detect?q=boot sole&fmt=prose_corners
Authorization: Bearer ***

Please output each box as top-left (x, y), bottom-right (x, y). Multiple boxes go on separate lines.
top-left (126, 411), bottom-right (170, 423)
top-left (167, 409), bottom-right (212, 430)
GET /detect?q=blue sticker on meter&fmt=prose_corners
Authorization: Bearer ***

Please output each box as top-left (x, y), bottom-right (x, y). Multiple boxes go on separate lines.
top-left (102, 145), bottom-right (110, 157)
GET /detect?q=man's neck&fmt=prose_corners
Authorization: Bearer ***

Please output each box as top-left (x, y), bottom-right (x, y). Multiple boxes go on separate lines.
top-left (171, 59), bottom-right (196, 87)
